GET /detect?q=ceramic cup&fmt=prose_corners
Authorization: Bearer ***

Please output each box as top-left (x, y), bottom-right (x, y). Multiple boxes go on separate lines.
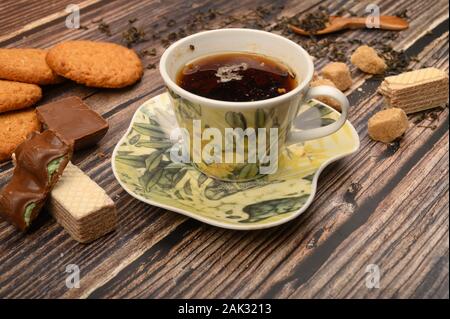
top-left (160, 28), bottom-right (349, 181)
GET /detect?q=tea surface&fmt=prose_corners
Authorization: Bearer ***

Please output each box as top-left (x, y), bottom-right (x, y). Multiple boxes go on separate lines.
top-left (176, 52), bottom-right (297, 102)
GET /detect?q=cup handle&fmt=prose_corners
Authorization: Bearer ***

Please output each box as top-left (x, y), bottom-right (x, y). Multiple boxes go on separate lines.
top-left (287, 85), bottom-right (349, 143)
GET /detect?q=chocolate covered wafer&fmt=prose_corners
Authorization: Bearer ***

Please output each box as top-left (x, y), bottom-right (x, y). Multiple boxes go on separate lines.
top-left (49, 163), bottom-right (117, 243)
top-left (0, 130), bottom-right (72, 230)
top-left (37, 96), bottom-right (109, 151)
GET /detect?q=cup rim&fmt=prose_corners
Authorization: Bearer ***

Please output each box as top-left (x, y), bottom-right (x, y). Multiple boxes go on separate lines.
top-left (159, 28), bottom-right (314, 109)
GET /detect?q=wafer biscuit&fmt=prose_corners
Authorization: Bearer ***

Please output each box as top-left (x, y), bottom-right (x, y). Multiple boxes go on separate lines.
top-left (383, 67), bottom-right (447, 87)
top-left (49, 163), bottom-right (117, 243)
top-left (385, 92), bottom-right (448, 105)
top-left (379, 83), bottom-right (446, 95)
top-left (387, 95), bottom-right (449, 113)
top-left (379, 78), bottom-right (449, 97)
top-left (381, 84), bottom-right (448, 99)
top-left (379, 67), bottom-right (449, 114)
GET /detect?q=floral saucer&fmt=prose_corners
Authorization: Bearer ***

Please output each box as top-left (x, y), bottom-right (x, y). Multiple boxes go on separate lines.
top-left (112, 93), bottom-right (360, 230)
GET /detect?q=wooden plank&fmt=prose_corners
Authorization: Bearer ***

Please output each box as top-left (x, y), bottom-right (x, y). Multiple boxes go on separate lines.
top-left (0, 0), bottom-right (100, 42)
top-left (287, 132), bottom-right (449, 298)
top-left (0, 0), bottom-right (77, 37)
top-left (0, 0), bottom-right (448, 298)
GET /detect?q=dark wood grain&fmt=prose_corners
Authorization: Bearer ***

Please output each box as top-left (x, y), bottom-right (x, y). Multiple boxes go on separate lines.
top-left (0, 0), bottom-right (83, 37)
top-left (0, 0), bottom-right (448, 299)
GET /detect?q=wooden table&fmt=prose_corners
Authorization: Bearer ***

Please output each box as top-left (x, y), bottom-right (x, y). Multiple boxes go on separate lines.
top-left (0, 0), bottom-right (448, 299)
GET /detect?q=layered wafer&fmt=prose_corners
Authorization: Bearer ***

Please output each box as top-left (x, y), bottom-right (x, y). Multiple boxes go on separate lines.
top-left (379, 67), bottom-right (449, 114)
top-left (49, 163), bottom-right (117, 243)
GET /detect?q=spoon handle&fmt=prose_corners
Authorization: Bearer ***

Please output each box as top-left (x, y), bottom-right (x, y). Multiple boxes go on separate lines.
top-left (346, 16), bottom-right (409, 30)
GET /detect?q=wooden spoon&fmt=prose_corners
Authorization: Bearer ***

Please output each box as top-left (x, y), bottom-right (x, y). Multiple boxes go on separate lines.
top-left (289, 16), bottom-right (409, 36)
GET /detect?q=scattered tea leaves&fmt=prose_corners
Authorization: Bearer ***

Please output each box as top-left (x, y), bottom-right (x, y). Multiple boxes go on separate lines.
top-left (122, 25), bottom-right (146, 47)
top-left (96, 151), bottom-right (107, 159)
top-left (418, 124), bottom-right (437, 130)
top-left (141, 48), bottom-right (157, 57)
top-left (167, 19), bottom-right (176, 27)
top-left (395, 9), bottom-right (409, 20)
top-left (343, 182), bottom-right (362, 204)
top-left (98, 22), bottom-right (112, 36)
top-left (296, 8), bottom-right (329, 34)
top-left (336, 8), bottom-right (357, 17)
top-left (386, 139), bottom-right (401, 155)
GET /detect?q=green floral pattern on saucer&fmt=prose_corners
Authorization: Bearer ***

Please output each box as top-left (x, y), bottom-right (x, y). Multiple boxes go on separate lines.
top-left (112, 93), bottom-right (360, 230)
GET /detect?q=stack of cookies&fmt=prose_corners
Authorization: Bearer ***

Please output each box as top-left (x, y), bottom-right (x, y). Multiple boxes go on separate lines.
top-left (0, 41), bottom-right (143, 162)
top-left (0, 48), bottom-right (59, 161)
top-left (378, 67), bottom-right (449, 114)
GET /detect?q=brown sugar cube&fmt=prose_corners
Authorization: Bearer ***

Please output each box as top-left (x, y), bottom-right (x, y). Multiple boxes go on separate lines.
top-left (368, 108), bottom-right (409, 143)
top-left (310, 78), bottom-right (342, 111)
top-left (351, 45), bottom-right (387, 75)
top-left (321, 62), bottom-right (352, 91)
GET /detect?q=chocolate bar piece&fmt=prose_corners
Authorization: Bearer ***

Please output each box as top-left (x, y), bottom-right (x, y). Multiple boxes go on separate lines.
top-left (0, 130), bottom-right (72, 231)
top-left (36, 96), bottom-right (109, 151)
top-left (49, 163), bottom-right (117, 243)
